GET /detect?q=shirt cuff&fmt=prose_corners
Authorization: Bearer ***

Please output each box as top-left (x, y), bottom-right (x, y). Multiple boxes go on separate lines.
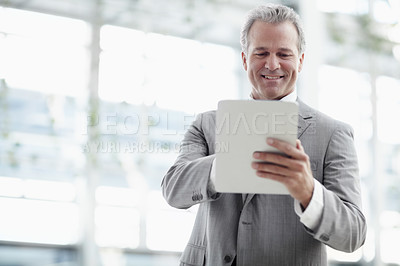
top-left (294, 179), bottom-right (324, 231)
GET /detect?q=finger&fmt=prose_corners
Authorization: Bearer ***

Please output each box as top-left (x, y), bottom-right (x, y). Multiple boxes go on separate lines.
top-left (252, 155), bottom-right (306, 174)
top-left (297, 139), bottom-right (305, 152)
top-left (267, 138), bottom-right (303, 159)
top-left (255, 171), bottom-right (290, 185)
top-left (252, 162), bottom-right (295, 177)
top-left (253, 152), bottom-right (292, 167)
top-left (295, 140), bottom-right (311, 169)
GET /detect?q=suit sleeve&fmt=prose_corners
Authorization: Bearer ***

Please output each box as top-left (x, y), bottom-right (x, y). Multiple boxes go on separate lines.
top-left (161, 113), bottom-right (221, 209)
top-left (309, 123), bottom-right (367, 252)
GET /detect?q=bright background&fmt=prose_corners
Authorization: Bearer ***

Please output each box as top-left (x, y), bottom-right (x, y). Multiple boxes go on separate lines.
top-left (0, 0), bottom-right (399, 265)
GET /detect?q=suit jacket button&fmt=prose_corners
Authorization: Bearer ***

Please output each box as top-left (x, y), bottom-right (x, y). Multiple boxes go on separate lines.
top-left (320, 234), bottom-right (330, 241)
top-left (224, 255), bottom-right (233, 263)
top-left (192, 194), bottom-right (203, 201)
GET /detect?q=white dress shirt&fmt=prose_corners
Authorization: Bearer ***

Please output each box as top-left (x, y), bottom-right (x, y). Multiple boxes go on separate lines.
top-left (210, 89), bottom-right (324, 231)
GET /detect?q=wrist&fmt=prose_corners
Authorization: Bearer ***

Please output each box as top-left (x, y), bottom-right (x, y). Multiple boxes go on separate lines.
top-left (300, 182), bottom-right (314, 209)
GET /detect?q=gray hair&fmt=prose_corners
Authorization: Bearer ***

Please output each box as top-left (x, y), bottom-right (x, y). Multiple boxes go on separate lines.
top-left (240, 4), bottom-right (306, 55)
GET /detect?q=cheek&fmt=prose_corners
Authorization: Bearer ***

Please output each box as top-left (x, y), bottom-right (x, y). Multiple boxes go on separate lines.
top-left (282, 61), bottom-right (298, 74)
top-left (249, 61), bottom-right (264, 73)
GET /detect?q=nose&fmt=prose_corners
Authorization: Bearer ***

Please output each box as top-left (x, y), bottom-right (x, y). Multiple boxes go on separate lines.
top-left (264, 55), bottom-right (280, 71)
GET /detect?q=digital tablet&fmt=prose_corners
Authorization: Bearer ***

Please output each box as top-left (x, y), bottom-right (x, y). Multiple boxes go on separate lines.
top-left (214, 100), bottom-right (298, 194)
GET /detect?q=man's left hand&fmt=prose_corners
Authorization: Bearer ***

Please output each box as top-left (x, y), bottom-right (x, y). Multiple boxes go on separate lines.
top-left (251, 138), bottom-right (314, 209)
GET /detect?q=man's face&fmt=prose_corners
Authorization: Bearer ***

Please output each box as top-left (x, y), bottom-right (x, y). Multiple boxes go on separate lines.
top-left (242, 20), bottom-right (304, 100)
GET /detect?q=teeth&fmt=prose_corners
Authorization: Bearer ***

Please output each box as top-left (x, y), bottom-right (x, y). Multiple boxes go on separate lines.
top-left (263, 75), bottom-right (281, 80)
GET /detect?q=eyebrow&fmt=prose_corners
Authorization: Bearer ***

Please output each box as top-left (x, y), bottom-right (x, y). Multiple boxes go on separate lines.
top-left (253, 47), bottom-right (294, 53)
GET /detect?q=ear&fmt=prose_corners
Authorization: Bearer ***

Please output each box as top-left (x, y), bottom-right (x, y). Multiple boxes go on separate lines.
top-left (298, 53), bottom-right (305, 72)
top-left (241, 52), bottom-right (248, 71)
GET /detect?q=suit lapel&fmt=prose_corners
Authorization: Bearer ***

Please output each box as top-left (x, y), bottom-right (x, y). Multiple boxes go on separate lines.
top-left (242, 99), bottom-right (315, 207)
top-left (297, 99), bottom-right (315, 140)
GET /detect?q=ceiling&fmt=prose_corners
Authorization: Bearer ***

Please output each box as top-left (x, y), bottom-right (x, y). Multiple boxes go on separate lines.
top-left (0, 0), bottom-right (299, 49)
top-left (1, 0), bottom-right (399, 78)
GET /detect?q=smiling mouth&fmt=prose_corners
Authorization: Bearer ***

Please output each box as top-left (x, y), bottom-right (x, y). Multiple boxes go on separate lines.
top-left (261, 75), bottom-right (284, 80)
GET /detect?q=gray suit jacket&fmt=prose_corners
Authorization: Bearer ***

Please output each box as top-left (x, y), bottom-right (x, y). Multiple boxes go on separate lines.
top-left (162, 99), bottom-right (367, 266)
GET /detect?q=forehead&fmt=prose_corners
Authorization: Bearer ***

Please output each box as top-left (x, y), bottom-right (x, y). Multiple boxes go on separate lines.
top-left (248, 20), bottom-right (299, 51)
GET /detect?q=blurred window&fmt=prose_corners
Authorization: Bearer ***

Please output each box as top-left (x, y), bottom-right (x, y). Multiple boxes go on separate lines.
top-left (318, 65), bottom-right (400, 265)
top-left (0, 7), bottom-right (241, 265)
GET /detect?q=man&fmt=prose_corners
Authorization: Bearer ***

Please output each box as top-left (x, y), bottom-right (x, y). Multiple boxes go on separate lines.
top-left (162, 4), bottom-right (366, 266)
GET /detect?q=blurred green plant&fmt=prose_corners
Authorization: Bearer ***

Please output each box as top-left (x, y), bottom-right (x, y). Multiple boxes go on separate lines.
top-left (326, 13), bottom-right (396, 55)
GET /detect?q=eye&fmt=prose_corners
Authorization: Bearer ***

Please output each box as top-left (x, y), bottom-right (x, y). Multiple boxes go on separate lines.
top-left (255, 52), bottom-right (268, 57)
top-left (278, 53), bottom-right (291, 58)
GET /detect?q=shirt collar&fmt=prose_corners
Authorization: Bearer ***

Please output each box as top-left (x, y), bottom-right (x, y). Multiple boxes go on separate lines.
top-left (280, 89), bottom-right (297, 102)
